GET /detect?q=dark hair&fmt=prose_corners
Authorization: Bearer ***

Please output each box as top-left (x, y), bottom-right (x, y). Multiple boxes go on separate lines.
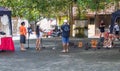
top-left (21, 22), bottom-right (25, 25)
top-left (36, 25), bottom-right (39, 35)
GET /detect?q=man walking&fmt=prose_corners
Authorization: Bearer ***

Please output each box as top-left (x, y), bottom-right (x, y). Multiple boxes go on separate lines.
top-left (61, 20), bottom-right (70, 53)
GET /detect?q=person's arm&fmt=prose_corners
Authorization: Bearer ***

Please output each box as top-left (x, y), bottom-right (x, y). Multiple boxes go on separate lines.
top-left (23, 27), bottom-right (27, 37)
top-left (61, 25), bottom-right (63, 32)
top-left (69, 25), bottom-right (70, 35)
top-left (29, 27), bottom-right (33, 34)
top-left (40, 28), bottom-right (44, 33)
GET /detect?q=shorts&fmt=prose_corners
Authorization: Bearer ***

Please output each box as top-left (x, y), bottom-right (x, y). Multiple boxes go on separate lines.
top-left (100, 29), bottom-right (105, 33)
top-left (115, 31), bottom-right (119, 35)
top-left (99, 27), bottom-right (105, 33)
top-left (20, 35), bottom-right (26, 44)
top-left (62, 37), bottom-right (69, 44)
top-left (36, 34), bottom-right (40, 38)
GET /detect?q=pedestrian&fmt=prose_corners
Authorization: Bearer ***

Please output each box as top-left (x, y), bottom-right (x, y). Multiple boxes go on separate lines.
top-left (99, 32), bottom-right (104, 47)
top-left (99, 20), bottom-right (105, 37)
top-left (19, 22), bottom-right (27, 51)
top-left (27, 24), bottom-right (32, 36)
top-left (61, 20), bottom-right (70, 53)
top-left (35, 25), bottom-right (43, 51)
top-left (114, 22), bottom-right (120, 41)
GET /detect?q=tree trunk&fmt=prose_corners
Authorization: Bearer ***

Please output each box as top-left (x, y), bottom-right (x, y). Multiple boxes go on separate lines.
top-left (69, 2), bottom-right (74, 37)
top-left (94, 0), bottom-right (100, 35)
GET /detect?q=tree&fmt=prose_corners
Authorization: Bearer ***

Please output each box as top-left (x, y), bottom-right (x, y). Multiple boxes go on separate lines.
top-left (0, 0), bottom-right (72, 22)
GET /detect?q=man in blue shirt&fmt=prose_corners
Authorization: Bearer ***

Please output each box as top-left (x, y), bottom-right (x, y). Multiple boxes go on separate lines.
top-left (61, 20), bottom-right (70, 53)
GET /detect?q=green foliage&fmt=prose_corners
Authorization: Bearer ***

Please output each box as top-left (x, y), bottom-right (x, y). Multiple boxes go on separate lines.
top-left (76, 0), bottom-right (117, 20)
top-left (0, 0), bottom-right (71, 21)
top-left (0, 0), bottom-right (118, 21)
top-left (77, 0), bottom-right (113, 12)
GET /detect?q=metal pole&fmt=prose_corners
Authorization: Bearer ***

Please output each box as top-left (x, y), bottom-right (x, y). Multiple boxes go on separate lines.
top-left (26, 33), bottom-right (30, 49)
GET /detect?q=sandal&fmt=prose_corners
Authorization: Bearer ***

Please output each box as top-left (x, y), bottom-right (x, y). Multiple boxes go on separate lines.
top-left (66, 49), bottom-right (69, 52)
top-left (20, 48), bottom-right (26, 51)
top-left (36, 47), bottom-right (41, 51)
top-left (61, 50), bottom-right (66, 53)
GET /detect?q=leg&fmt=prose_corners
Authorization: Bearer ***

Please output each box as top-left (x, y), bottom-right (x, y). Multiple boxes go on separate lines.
top-left (20, 43), bottom-right (23, 49)
top-left (65, 37), bottom-right (69, 52)
top-left (37, 39), bottom-right (41, 50)
top-left (36, 39), bottom-right (41, 51)
top-left (63, 43), bottom-right (66, 51)
top-left (20, 43), bottom-right (26, 51)
top-left (66, 43), bottom-right (69, 52)
top-left (36, 39), bottom-right (39, 49)
top-left (61, 37), bottom-right (66, 52)
top-left (115, 31), bottom-right (119, 40)
top-left (117, 34), bottom-right (119, 40)
top-left (20, 35), bottom-right (26, 51)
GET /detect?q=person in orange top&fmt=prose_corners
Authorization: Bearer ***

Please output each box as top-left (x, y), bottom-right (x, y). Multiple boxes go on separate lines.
top-left (19, 22), bottom-right (27, 51)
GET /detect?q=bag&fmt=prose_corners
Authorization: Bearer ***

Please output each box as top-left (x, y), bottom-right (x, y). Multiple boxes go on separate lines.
top-left (0, 31), bottom-right (6, 35)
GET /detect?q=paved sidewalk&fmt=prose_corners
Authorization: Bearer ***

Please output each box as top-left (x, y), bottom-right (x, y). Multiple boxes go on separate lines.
top-left (1, 36), bottom-right (120, 71)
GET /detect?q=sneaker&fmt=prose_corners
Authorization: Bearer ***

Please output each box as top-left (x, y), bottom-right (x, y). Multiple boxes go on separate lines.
top-left (108, 45), bottom-right (112, 48)
top-left (36, 47), bottom-right (41, 51)
top-left (61, 50), bottom-right (66, 53)
top-left (103, 46), bottom-right (107, 48)
top-left (66, 49), bottom-right (69, 52)
top-left (20, 48), bottom-right (26, 51)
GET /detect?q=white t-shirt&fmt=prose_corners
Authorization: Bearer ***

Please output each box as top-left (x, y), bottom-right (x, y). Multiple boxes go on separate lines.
top-left (114, 24), bottom-right (119, 31)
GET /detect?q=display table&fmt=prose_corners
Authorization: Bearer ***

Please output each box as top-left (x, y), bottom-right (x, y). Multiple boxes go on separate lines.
top-left (0, 37), bottom-right (15, 51)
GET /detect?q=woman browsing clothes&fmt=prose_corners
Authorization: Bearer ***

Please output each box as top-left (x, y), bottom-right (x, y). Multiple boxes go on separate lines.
top-left (35, 25), bottom-right (43, 51)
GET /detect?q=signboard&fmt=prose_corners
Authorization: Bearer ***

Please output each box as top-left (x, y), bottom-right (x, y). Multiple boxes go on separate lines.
top-left (88, 24), bottom-right (95, 38)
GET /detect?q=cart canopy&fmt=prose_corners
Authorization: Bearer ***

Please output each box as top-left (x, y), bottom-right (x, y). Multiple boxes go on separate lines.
top-left (110, 10), bottom-right (120, 34)
top-left (0, 7), bottom-right (12, 35)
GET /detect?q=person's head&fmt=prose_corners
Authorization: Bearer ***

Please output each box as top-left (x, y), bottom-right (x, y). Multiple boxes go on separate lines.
top-left (36, 25), bottom-right (39, 29)
top-left (63, 20), bottom-right (68, 25)
top-left (64, 19), bottom-right (67, 23)
top-left (100, 20), bottom-right (105, 26)
top-left (64, 19), bottom-right (67, 22)
top-left (21, 22), bottom-right (25, 26)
